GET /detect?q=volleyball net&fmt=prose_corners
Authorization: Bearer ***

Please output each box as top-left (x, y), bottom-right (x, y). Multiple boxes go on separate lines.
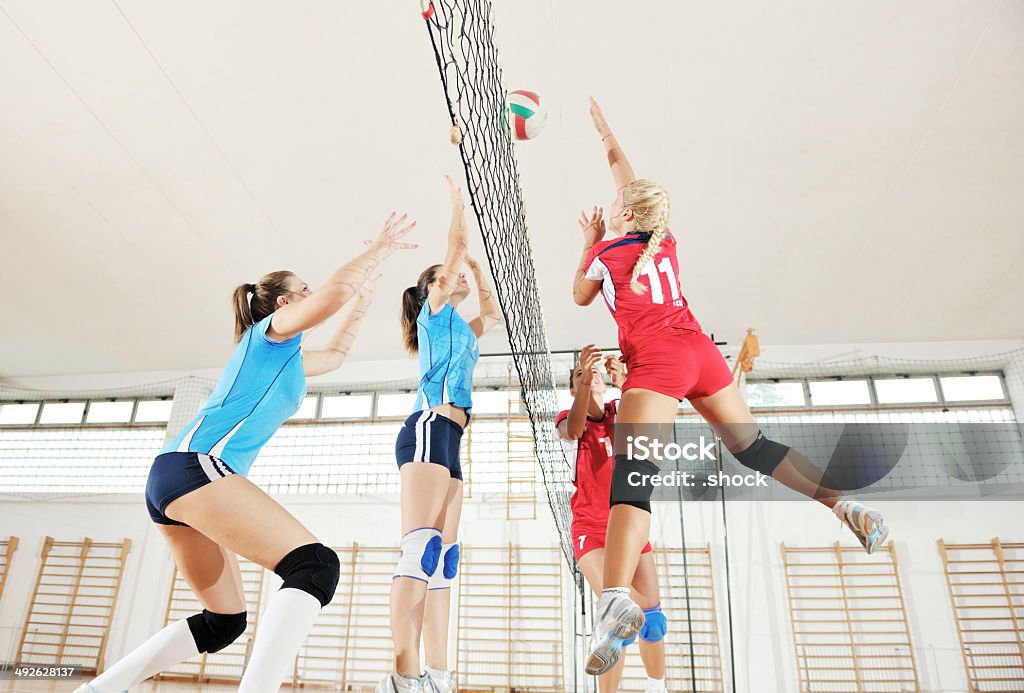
top-left (418, 0), bottom-right (579, 576)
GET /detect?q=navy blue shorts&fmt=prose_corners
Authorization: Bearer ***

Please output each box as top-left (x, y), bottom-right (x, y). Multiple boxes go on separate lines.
top-left (145, 451), bottom-right (236, 526)
top-left (395, 411), bottom-right (465, 480)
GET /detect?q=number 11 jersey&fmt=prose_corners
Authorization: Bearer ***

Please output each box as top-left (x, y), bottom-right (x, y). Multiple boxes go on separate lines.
top-left (584, 230), bottom-right (702, 353)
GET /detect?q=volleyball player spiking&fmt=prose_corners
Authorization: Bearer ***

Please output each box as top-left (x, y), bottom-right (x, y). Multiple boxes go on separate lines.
top-left (76, 213), bottom-right (415, 693)
top-left (379, 176), bottom-right (503, 693)
top-left (574, 98), bottom-right (889, 675)
top-left (555, 345), bottom-right (670, 693)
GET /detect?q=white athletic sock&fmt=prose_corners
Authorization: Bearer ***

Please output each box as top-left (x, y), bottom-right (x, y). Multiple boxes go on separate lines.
top-left (603, 586), bottom-right (630, 596)
top-left (426, 664), bottom-right (456, 691)
top-left (646, 675), bottom-right (668, 691)
top-left (238, 587), bottom-right (322, 693)
top-left (87, 618), bottom-right (199, 692)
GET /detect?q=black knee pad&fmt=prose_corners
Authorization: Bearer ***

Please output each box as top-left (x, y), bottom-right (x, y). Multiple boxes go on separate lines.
top-left (731, 431), bottom-right (789, 476)
top-left (186, 609), bottom-right (246, 653)
top-left (610, 454), bottom-right (659, 513)
top-left (274, 543), bottom-right (340, 608)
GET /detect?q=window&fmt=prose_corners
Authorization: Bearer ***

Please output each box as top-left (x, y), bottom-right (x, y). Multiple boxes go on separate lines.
top-left (471, 390), bottom-right (512, 414)
top-left (38, 402), bottom-right (86, 425)
top-left (0, 403), bottom-right (39, 425)
top-left (808, 381), bottom-right (871, 406)
top-left (134, 400), bottom-right (173, 423)
top-left (290, 396), bottom-right (319, 420)
top-left (745, 382), bottom-right (806, 408)
top-left (376, 393), bottom-right (417, 418)
top-left (86, 401), bottom-right (135, 424)
top-left (940, 375), bottom-right (1005, 402)
top-left (320, 394), bottom-right (373, 419)
top-left (874, 378), bottom-right (938, 404)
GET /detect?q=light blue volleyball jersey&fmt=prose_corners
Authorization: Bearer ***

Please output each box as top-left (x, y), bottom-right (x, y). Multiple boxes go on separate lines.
top-left (162, 314), bottom-right (305, 476)
top-left (415, 301), bottom-right (479, 412)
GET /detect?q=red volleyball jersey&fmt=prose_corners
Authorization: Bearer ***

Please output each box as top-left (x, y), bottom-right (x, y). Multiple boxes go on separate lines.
top-left (584, 231), bottom-right (701, 353)
top-left (555, 400), bottom-right (618, 534)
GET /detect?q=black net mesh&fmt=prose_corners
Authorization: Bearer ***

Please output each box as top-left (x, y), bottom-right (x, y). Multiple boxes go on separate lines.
top-left (419, 0), bottom-right (578, 580)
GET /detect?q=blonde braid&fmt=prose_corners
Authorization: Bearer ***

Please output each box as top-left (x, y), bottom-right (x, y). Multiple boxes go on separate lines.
top-left (624, 180), bottom-right (671, 294)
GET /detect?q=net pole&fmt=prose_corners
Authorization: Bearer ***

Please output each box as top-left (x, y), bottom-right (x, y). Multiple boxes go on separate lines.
top-left (571, 582), bottom-right (578, 693)
top-left (673, 423), bottom-right (699, 692)
top-left (715, 436), bottom-right (738, 691)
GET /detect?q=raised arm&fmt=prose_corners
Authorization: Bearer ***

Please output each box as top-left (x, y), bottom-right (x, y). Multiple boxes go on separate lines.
top-left (558, 345), bottom-right (605, 441)
top-left (427, 176), bottom-right (470, 314)
top-left (302, 275), bottom-right (378, 377)
top-left (572, 207), bottom-right (605, 306)
top-left (466, 253), bottom-right (503, 338)
top-left (270, 214), bottom-right (416, 340)
top-left (589, 97), bottom-right (636, 190)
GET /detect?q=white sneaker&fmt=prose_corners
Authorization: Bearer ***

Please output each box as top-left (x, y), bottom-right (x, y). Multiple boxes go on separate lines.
top-left (426, 667), bottom-right (456, 693)
top-left (73, 685), bottom-right (124, 693)
top-left (834, 499), bottom-right (889, 554)
top-left (376, 672), bottom-right (438, 693)
top-left (585, 589), bottom-right (645, 675)
top-left (646, 680), bottom-right (669, 693)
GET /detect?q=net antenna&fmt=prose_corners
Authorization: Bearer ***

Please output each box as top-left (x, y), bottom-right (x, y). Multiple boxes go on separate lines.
top-left (419, 1), bottom-right (581, 589)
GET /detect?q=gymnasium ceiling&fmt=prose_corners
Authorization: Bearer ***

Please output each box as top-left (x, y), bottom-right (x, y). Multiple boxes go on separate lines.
top-left (1, 1), bottom-right (1022, 377)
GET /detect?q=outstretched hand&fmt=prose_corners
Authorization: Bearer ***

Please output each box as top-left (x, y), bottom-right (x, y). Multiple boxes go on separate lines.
top-left (578, 206), bottom-right (606, 247)
top-left (445, 174), bottom-right (464, 211)
top-left (370, 212), bottom-right (417, 258)
top-left (589, 97), bottom-right (611, 138)
top-left (577, 344), bottom-right (603, 389)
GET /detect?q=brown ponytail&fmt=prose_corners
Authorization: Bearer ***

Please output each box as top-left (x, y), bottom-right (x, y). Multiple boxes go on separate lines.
top-left (401, 265), bottom-right (441, 354)
top-left (231, 271), bottom-right (295, 342)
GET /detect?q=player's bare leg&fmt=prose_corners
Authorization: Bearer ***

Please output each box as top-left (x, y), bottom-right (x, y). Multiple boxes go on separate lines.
top-left (691, 383), bottom-right (889, 553)
top-left (587, 388), bottom-right (677, 675)
top-left (423, 478), bottom-right (463, 693)
top-left (579, 549), bottom-right (627, 693)
top-left (631, 552), bottom-right (668, 692)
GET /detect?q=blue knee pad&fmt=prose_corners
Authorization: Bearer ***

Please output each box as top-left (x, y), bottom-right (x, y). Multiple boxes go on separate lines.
top-left (428, 542), bottom-right (460, 590)
top-left (639, 604), bottom-right (667, 643)
top-left (394, 527), bottom-right (443, 582)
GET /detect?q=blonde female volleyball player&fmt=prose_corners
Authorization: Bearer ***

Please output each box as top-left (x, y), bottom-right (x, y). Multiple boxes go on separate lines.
top-left (379, 177), bottom-right (503, 693)
top-left (556, 345), bottom-right (669, 693)
top-left (573, 98), bottom-right (890, 675)
top-left (77, 213), bottom-right (415, 693)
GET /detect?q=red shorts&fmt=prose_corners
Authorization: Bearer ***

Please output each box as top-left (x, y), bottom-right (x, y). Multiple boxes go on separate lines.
top-left (573, 529), bottom-right (653, 561)
top-left (622, 329), bottom-right (734, 402)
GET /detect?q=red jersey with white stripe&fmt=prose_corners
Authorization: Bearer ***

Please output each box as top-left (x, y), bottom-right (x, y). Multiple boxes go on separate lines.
top-left (555, 400), bottom-right (618, 534)
top-left (584, 231), bottom-right (701, 353)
